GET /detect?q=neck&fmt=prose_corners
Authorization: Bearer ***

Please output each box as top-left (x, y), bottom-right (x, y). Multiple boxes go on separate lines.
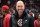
top-left (5, 13), bottom-right (9, 16)
top-left (18, 13), bottom-right (23, 17)
top-left (19, 15), bottom-right (22, 17)
top-left (5, 13), bottom-right (7, 16)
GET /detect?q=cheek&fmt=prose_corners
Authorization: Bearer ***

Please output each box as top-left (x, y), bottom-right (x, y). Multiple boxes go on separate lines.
top-left (22, 8), bottom-right (24, 10)
top-left (38, 17), bottom-right (40, 19)
top-left (3, 12), bottom-right (5, 15)
top-left (16, 6), bottom-right (18, 10)
top-left (22, 6), bottom-right (25, 9)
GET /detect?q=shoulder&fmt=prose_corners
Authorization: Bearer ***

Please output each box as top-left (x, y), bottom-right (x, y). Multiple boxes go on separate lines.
top-left (4, 14), bottom-right (11, 20)
top-left (7, 14), bottom-right (11, 17)
top-left (27, 14), bottom-right (34, 21)
top-left (27, 14), bottom-right (32, 18)
top-left (11, 14), bottom-right (15, 17)
top-left (10, 14), bottom-right (15, 20)
top-left (34, 20), bottom-right (37, 24)
top-left (34, 20), bottom-right (38, 23)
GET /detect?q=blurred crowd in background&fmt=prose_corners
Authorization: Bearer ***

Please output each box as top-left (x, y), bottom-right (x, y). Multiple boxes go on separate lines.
top-left (0, 0), bottom-right (40, 27)
top-left (0, 0), bottom-right (40, 19)
top-left (0, 0), bottom-right (40, 13)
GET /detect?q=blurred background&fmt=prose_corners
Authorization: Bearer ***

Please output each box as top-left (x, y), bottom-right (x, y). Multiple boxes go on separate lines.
top-left (0, 0), bottom-right (40, 16)
top-left (0, 0), bottom-right (40, 27)
top-left (0, 0), bottom-right (40, 12)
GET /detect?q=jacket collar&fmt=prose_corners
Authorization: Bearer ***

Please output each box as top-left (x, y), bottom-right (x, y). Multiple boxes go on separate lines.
top-left (15, 10), bottom-right (27, 19)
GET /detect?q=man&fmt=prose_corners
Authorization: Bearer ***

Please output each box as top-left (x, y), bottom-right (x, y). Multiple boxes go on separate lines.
top-left (9, 9), bottom-right (15, 15)
top-left (0, 12), bottom-right (3, 27)
top-left (2, 5), bottom-right (11, 27)
top-left (34, 13), bottom-right (40, 27)
top-left (10, 1), bottom-right (34, 27)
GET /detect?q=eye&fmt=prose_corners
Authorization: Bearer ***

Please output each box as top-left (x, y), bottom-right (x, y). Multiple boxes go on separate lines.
top-left (18, 6), bottom-right (20, 7)
top-left (18, 6), bottom-right (23, 7)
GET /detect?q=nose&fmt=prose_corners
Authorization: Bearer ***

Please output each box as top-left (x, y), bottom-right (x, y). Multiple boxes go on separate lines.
top-left (18, 7), bottom-right (22, 10)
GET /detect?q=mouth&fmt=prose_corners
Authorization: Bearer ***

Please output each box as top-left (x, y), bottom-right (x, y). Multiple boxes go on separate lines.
top-left (18, 10), bottom-right (23, 12)
top-left (18, 9), bottom-right (23, 11)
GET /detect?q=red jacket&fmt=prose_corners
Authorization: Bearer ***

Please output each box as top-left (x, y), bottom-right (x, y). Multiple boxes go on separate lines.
top-left (34, 19), bottom-right (39, 27)
top-left (3, 14), bottom-right (11, 27)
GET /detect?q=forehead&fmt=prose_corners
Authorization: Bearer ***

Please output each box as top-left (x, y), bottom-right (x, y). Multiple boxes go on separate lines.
top-left (16, 2), bottom-right (24, 6)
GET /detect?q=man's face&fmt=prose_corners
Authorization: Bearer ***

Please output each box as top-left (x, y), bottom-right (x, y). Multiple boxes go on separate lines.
top-left (2, 10), bottom-right (5, 15)
top-left (16, 2), bottom-right (25, 13)
top-left (38, 14), bottom-right (40, 20)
